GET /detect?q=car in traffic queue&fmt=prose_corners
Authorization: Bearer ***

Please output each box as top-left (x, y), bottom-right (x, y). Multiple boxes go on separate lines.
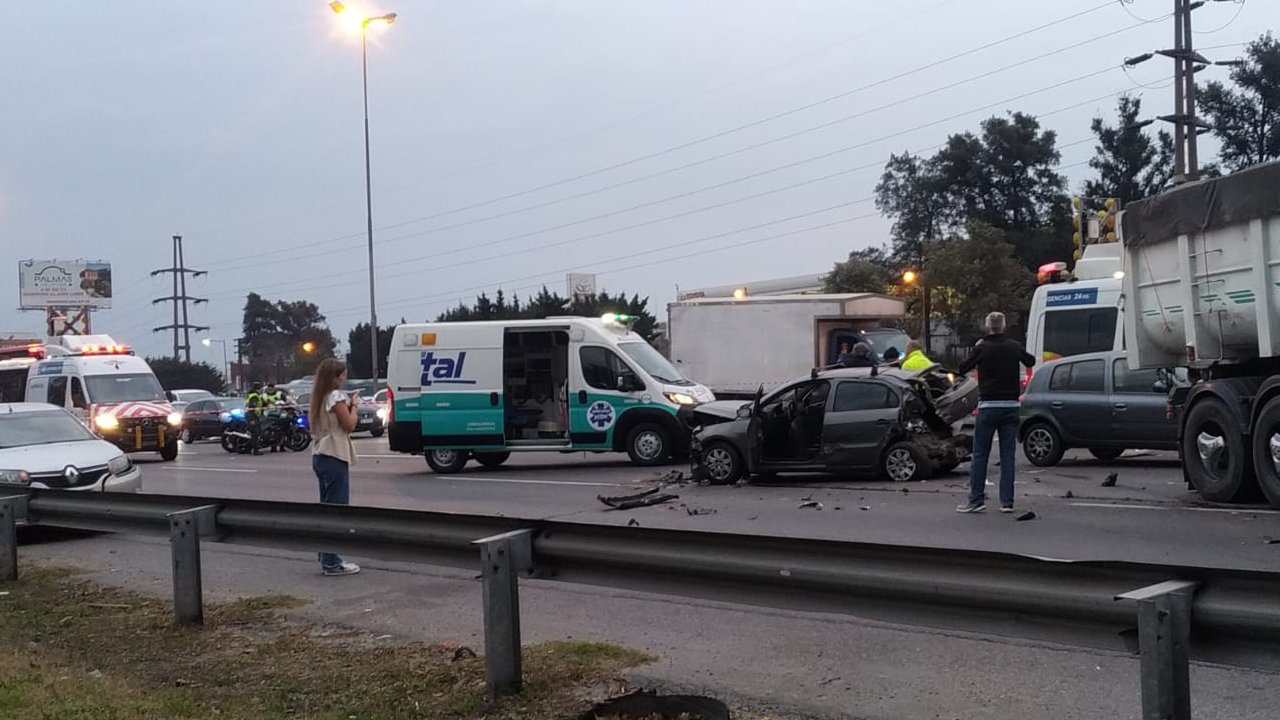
top-left (179, 397), bottom-right (245, 443)
top-left (0, 402), bottom-right (142, 494)
top-left (294, 390), bottom-right (383, 437)
top-left (688, 364), bottom-right (978, 484)
top-left (19, 336), bottom-right (184, 461)
top-left (1019, 350), bottom-right (1186, 467)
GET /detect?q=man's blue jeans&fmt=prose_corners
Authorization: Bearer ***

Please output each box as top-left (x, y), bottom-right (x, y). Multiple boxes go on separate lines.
top-left (312, 454), bottom-right (350, 568)
top-left (968, 406), bottom-right (1020, 506)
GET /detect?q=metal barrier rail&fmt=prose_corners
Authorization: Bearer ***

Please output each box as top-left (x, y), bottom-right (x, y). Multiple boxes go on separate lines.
top-left (2, 490), bottom-right (1277, 719)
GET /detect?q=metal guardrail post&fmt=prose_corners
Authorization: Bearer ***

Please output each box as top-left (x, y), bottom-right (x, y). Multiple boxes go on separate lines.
top-left (1116, 580), bottom-right (1200, 720)
top-left (167, 505), bottom-right (220, 626)
top-left (0, 495), bottom-right (29, 582)
top-left (473, 529), bottom-right (535, 699)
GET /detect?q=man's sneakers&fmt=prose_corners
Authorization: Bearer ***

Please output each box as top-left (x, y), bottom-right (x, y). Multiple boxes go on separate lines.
top-left (1000, 503), bottom-right (1015, 513)
top-left (955, 500), bottom-right (986, 513)
top-left (321, 562), bottom-right (361, 576)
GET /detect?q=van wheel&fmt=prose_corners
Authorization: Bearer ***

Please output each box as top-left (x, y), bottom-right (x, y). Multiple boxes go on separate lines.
top-left (1022, 423), bottom-right (1064, 467)
top-left (626, 423), bottom-right (671, 466)
top-left (1183, 398), bottom-right (1258, 503)
top-left (1248, 397), bottom-right (1280, 508)
top-left (160, 440), bottom-right (179, 462)
top-left (474, 452), bottom-right (510, 468)
top-left (425, 449), bottom-right (469, 474)
top-left (883, 442), bottom-right (931, 482)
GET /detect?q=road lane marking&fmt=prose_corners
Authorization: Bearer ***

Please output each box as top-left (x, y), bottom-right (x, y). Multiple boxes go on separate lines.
top-left (1071, 502), bottom-right (1280, 515)
top-left (449, 476), bottom-right (622, 487)
top-left (162, 466), bottom-right (259, 474)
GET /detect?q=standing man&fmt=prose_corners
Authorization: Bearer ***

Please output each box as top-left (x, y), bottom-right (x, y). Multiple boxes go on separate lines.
top-left (900, 339), bottom-right (934, 371)
top-left (955, 312), bottom-right (1034, 514)
top-left (244, 381), bottom-right (265, 456)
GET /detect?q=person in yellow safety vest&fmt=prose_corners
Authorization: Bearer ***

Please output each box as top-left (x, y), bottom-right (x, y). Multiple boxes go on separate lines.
top-left (900, 339), bottom-right (935, 371)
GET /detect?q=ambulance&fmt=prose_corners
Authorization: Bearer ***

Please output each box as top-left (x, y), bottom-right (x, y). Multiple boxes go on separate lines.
top-left (1026, 242), bottom-right (1125, 371)
top-left (21, 335), bottom-right (184, 461)
top-left (385, 315), bottom-right (715, 473)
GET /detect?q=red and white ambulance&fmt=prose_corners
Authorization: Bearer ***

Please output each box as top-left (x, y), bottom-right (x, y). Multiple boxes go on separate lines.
top-left (20, 335), bottom-right (184, 461)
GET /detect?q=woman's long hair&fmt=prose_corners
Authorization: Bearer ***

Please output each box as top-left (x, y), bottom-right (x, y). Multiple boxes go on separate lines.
top-left (310, 358), bottom-right (347, 421)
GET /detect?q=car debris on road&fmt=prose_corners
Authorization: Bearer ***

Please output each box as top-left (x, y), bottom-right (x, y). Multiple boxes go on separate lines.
top-left (598, 486), bottom-right (679, 510)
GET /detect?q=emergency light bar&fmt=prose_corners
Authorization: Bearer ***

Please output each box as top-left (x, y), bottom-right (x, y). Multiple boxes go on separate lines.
top-left (1037, 261), bottom-right (1070, 284)
top-left (78, 343), bottom-right (130, 355)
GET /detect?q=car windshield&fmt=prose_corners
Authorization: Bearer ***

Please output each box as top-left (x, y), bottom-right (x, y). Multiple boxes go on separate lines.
top-left (618, 342), bottom-right (689, 385)
top-left (85, 373), bottom-right (166, 403)
top-left (0, 410), bottom-right (96, 448)
top-left (217, 399), bottom-right (243, 411)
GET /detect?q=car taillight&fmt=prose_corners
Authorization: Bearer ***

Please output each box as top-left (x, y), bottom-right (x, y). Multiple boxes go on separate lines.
top-left (387, 388), bottom-right (394, 424)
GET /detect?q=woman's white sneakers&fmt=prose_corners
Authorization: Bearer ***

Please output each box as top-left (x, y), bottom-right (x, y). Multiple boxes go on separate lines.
top-left (322, 562), bottom-right (361, 576)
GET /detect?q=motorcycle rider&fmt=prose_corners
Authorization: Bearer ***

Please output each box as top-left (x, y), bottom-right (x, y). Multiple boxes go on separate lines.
top-left (244, 382), bottom-right (266, 455)
top-left (263, 382), bottom-right (286, 452)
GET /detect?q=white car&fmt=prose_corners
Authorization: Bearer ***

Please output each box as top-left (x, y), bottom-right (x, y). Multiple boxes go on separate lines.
top-left (0, 403), bottom-right (142, 493)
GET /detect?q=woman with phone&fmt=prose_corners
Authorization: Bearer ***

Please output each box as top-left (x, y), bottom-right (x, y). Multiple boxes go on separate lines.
top-left (308, 358), bottom-right (361, 576)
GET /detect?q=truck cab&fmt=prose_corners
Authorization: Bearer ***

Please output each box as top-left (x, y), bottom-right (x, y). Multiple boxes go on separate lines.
top-left (386, 315), bottom-right (714, 473)
top-left (22, 335), bottom-right (183, 461)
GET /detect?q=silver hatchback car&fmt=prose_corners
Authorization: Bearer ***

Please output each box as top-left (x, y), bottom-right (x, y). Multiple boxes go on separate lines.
top-left (1019, 350), bottom-right (1183, 466)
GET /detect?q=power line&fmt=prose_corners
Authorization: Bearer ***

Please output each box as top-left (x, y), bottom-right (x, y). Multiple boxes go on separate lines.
top-left (1194, 0), bottom-right (1246, 34)
top-left (200, 0), bottom-right (1119, 271)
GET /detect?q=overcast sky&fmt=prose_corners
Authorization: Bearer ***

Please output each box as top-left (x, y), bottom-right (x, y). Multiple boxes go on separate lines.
top-left (1, 0), bottom-right (1270, 361)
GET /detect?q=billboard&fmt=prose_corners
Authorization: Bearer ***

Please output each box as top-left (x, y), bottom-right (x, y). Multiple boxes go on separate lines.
top-left (567, 272), bottom-right (596, 302)
top-left (18, 259), bottom-right (113, 309)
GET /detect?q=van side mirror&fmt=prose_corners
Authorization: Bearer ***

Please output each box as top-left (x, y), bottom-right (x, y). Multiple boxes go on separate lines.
top-left (616, 375), bottom-right (638, 392)
top-left (736, 405), bottom-right (752, 419)
top-left (1152, 379), bottom-right (1170, 394)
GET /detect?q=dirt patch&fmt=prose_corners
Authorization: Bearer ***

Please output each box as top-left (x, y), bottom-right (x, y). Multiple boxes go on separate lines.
top-left (0, 566), bottom-right (652, 719)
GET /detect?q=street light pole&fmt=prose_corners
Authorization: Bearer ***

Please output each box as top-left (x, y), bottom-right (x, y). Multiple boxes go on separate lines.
top-left (202, 337), bottom-right (230, 391)
top-left (330, 2), bottom-right (397, 380)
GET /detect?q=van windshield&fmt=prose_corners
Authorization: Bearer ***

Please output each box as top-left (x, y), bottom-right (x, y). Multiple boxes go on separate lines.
top-left (1042, 308), bottom-right (1119, 362)
top-left (618, 342), bottom-right (689, 386)
top-left (85, 373), bottom-right (166, 403)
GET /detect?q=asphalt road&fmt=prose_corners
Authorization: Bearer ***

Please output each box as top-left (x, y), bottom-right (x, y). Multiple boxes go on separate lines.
top-left (135, 435), bottom-right (1280, 571)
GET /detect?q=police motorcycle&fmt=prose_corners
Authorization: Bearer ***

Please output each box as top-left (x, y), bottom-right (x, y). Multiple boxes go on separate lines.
top-left (221, 399), bottom-right (311, 454)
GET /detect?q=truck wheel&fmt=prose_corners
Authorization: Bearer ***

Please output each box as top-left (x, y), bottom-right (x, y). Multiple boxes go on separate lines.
top-left (1183, 398), bottom-right (1258, 503)
top-left (700, 441), bottom-right (744, 485)
top-left (160, 439), bottom-right (179, 462)
top-left (1249, 397), bottom-right (1280, 508)
top-left (882, 442), bottom-right (932, 482)
top-left (474, 452), bottom-right (510, 468)
top-left (1022, 423), bottom-right (1064, 467)
top-left (626, 423), bottom-right (671, 466)
top-left (425, 449), bottom-right (469, 474)
top-left (1088, 448), bottom-right (1125, 461)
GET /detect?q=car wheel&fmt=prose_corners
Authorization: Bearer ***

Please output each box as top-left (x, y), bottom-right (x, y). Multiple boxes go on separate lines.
top-left (370, 427), bottom-right (385, 438)
top-left (474, 451), bottom-right (510, 468)
top-left (700, 441), bottom-right (744, 485)
top-left (159, 439), bottom-right (179, 462)
top-left (1248, 397), bottom-right (1280, 508)
top-left (882, 442), bottom-right (932, 482)
top-left (1088, 448), bottom-right (1125, 461)
top-left (1183, 398), bottom-right (1259, 503)
top-left (425, 449), bottom-right (469, 474)
top-left (1022, 423), bottom-right (1064, 467)
top-left (626, 423), bottom-right (671, 466)
top-left (179, 428), bottom-right (193, 444)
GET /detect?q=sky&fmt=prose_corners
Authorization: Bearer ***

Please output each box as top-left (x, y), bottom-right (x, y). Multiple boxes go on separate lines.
top-left (0, 0), bottom-right (1270, 362)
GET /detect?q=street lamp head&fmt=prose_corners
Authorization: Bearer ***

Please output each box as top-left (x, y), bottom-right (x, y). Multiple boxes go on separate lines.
top-left (201, 337), bottom-right (212, 347)
top-left (902, 270), bottom-right (918, 284)
top-left (365, 12), bottom-right (396, 27)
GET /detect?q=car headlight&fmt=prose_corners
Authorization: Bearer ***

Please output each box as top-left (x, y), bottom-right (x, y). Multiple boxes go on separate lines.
top-left (167, 412), bottom-right (183, 426)
top-left (0, 469), bottom-right (30, 486)
top-left (376, 407), bottom-right (388, 421)
top-left (95, 414), bottom-right (119, 430)
top-left (665, 392), bottom-right (697, 405)
top-left (107, 455), bottom-right (132, 476)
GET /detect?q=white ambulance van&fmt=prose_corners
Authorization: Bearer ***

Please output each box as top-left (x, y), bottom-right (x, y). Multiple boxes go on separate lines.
top-left (23, 335), bottom-right (184, 461)
top-left (385, 315), bottom-right (714, 473)
top-left (1026, 242), bottom-right (1125, 371)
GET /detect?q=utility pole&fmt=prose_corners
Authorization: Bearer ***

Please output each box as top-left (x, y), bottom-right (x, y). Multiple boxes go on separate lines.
top-left (1126, 0), bottom-right (1240, 185)
top-left (152, 235), bottom-right (209, 362)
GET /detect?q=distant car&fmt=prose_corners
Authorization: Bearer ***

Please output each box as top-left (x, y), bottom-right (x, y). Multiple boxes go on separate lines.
top-left (296, 390), bottom-right (384, 437)
top-left (689, 364), bottom-right (978, 484)
top-left (1019, 351), bottom-right (1187, 466)
top-left (0, 402), bottom-right (142, 493)
top-left (167, 389), bottom-right (215, 405)
top-left (179, 398), bottom-right (245, 443)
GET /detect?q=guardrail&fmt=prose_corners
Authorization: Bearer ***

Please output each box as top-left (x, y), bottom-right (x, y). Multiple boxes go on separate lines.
top-left (2, 490), bottom-right (1277, 719)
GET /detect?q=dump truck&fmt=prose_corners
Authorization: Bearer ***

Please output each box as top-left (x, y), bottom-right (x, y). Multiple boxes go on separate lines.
top-left (1122, 161), bottom-right (1280, 507)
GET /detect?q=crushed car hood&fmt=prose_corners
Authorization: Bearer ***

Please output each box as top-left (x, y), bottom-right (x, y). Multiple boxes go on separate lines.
top-left (690, 400), bottom-right (751, 423)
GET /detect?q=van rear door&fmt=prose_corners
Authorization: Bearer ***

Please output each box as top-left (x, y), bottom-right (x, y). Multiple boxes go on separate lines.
top-left (412, 327), bottom-right (504, 449)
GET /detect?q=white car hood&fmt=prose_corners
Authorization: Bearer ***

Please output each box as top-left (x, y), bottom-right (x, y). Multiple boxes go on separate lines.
top-left (0, 439), bottom-right (121, 472)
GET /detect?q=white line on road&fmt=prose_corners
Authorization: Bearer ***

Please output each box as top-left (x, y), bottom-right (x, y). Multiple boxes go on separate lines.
top-left (449, 476), bottom-right (621, 487)
top-left (163, 466), bottom-right (259, 474)
top-left (1070, 502), bottom-right (1280, 515)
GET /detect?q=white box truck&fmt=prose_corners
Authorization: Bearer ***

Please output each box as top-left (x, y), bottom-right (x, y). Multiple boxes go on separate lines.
top-left (667, 293), bottom-right (907, 397)
top-left (1122, 161), bottom-right (1280, 507)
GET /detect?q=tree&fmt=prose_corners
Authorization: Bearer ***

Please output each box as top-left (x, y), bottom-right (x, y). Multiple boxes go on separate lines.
top-left (240, 294), bottom-right (337, 383)
top-left (1085, 95), bottom-right (1173, 203)
top-left (437, 287), bottom-right (660, 341)
top-left (875, 154), bottom-right (947, 268)
top-left (147, 357), bottom-right (226, 394)
top-left (824, 246), bottom-right (895, 293)
top-left (347, 322), bottom-right (397, 380)
top-left (1200, 33), bottom-right (1280, 172)
top-left (925, 223), bottom-right (1035, 345)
